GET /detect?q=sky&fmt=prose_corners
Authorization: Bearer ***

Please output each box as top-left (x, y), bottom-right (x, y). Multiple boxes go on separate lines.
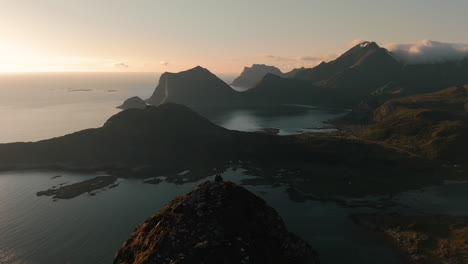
top-left (1, 0), bottom-right (467, 73)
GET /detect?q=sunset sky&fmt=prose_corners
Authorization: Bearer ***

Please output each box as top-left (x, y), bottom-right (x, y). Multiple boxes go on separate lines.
top-left (1, 0), bottom-right (467, 73)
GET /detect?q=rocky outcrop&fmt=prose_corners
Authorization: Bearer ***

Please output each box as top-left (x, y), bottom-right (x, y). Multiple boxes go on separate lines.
top-left (117, 96), bottom-right (147, 110)
top-left (146, 66), bottom-right (241, 108)
top-left (114, 181), bottom-right (320, 264)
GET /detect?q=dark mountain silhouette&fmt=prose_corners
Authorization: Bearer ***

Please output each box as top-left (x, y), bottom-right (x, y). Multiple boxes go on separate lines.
top-left (290, 41), bottom-right (402, 105)
top-left (113, 181), bottom-right (320, 264)
top-left (247, 41), bottom-right (468, 107)
top-left (231, 64), bottom-right (306, 89)
top-left (231, 64), bottom-right (283, 88)
top-left (295, 42), bottom-right (401, 83)
top-left (0, 103), bottom-right (237, 171)
top-left (146, 66), bottom-right (241, 108)
top-left (370, 59), bottom-right (468, 100)
top-left (225, 41), bottom-right (404, 107)
top-left (242, 73), bottom-right (321, 106)
top-left (283, 67), bottom-right (306, 77)
top-left (117, 96), bottom-right (147, 109)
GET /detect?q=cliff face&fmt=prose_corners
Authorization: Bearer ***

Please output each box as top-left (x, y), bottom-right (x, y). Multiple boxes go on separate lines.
top-left (114, 181), bottom-right (320, 264)
top-left (146, 66), bottom-right (241, 107)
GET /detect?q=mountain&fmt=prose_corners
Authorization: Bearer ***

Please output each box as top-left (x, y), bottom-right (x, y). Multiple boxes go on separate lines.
top-left (295, 41), bottom-right (401, 84)
top-left (242, 73), bottom-right (320, 106)
top-left (130, 42), bottom-right (468, 109)
top-left (117, 96), bottom-right (147, 110)
top-left (247, 41), bottom-right (468, 107)
top-left (231, 64), bottom-right (283, 88)
top-left (146, 66), bottom-right (241, 108)
top-left (0, 103), bottom-right (237, 171)
top-left (231, 64), bottom-right (306, 89)
top-left (349, 85), bottom-right (468, 163)
top-left (239, 42), bottom-right (403, 107)
top-left (295, 41), bottom-right (402, 104)
top-left (371, 59), bottom-right (468, 99)
top-left (113, 180), bottom-right (320, 264)
top-left (283, 67), bottom-right (306, 78)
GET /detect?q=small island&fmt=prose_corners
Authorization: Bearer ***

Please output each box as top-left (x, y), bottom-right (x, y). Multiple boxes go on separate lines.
top-left (37, 176), bottom-right (118, 199)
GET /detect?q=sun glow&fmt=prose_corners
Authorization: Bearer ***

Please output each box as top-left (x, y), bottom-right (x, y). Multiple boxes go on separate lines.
top-left (0, 39), bottom-right (132, 73)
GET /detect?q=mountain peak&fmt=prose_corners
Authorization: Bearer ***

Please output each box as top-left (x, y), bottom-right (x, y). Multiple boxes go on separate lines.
top-left (356, 41), bottom-right (379, 49)
top-left (113, 181), bottom-right (319, 264)
top-left (146, 67), bottom-right (239, 107)
top-left (232, 64), bottom-right (283, 88)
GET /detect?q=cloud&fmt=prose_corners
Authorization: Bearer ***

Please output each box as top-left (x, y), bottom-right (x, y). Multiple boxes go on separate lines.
top-left (160, 60), bottom-right (169, 66)
top-left (114, 62), bottom-right (129, 68)
top-left (383, 40), bottom-right (468, 64)
top-left (296, 56), bottom-right (320, 61)
top-left (260, 54), bottom-right (292, 61)
top-left (261, 54), bottom-right (276, 59)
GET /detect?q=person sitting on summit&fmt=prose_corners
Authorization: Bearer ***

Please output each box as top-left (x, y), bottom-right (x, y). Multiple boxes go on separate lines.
top-left (214, 172), bottom-right (223, 183)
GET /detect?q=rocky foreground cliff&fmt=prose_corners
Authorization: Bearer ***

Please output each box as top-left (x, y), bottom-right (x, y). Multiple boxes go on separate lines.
top-left (113, 181), bottom-right (320, 264)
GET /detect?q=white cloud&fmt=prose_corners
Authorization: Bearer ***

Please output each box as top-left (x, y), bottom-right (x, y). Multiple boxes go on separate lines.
top-left (383, 40), bottom-right (468, 64)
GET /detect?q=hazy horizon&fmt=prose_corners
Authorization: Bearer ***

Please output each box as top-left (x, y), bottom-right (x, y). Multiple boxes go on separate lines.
top-left (2, 0), bottom-right (468, 73)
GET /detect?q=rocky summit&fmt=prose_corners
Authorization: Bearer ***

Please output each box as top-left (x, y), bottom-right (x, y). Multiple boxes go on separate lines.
top-left (113, 181), bottom-right (320, 264)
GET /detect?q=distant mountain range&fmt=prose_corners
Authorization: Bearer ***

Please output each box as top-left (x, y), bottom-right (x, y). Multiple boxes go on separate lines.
top-left (120, 41), bottom-right (468, 110)
top-left (231, 64), bottom-right (304, 89)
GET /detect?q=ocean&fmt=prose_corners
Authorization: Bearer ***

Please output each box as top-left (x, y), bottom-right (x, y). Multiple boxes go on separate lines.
top-left (0, 72), bottom-right (343, 143)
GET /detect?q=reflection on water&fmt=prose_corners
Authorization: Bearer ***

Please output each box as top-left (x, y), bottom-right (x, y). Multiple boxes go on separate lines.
top-left (1, 169), bottom-right (466, 264)
top-left (197, 105), bottom-right (348, 135)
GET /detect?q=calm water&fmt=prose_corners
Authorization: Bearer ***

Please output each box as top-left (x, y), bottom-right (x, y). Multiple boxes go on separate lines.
top-left (0, 170), bottom-right (467, 264)
top-left (198, 105), bottom-right (347, 135)
top-left (0, 73), bottom-right (158, 143)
